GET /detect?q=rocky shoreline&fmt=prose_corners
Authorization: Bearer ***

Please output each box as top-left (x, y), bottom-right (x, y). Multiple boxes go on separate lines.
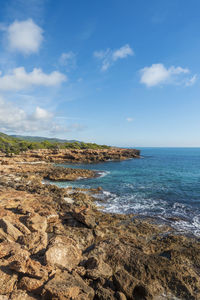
top-left (8, 147), bottom-right (140, 163)
top-left (0, 152), bottom-right (200, 299)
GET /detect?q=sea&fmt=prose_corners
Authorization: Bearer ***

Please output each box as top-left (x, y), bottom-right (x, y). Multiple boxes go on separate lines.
top-left (50, 148), bottom-right (200, 236)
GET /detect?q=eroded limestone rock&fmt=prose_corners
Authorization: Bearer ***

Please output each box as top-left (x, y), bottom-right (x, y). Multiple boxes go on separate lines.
top-left (24, 214), bottom-right (47, 233)
top-left (42, 271), bottom-right (95, 299)
top-left (45, 235), bottom-right (82, 271)
top-left (0, 218), bottom-right (23, 241)
top-left (18, 231), bottom-right (48, 254)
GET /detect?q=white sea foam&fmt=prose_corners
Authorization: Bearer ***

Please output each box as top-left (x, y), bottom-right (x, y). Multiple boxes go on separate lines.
top-left (103, 190), bottom-right (112, 197)
top-left (95, 190), bottom-right (200, 236)
top-left (96, 171), bottom-right (110, 178)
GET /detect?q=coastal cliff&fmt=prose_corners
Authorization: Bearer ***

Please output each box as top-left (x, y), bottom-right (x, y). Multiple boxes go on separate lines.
top-left (0, 153), bottom-right (199, 299)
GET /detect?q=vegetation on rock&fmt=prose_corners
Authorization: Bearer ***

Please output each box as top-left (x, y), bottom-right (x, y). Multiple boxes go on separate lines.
top-left (0, 132), bottom-right (110, 155)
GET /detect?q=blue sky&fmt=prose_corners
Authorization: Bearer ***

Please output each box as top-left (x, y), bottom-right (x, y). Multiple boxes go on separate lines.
top-left (0, 0), bottom-right (199, 147)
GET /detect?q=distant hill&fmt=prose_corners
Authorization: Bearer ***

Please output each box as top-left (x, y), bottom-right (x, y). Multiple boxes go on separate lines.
top-left (0, 132), bottom-right (110, 155)
top-left (10, 135), bottom-right (80, 143)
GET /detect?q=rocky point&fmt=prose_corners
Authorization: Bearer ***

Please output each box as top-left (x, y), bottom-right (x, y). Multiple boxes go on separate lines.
top-left (0, 150), bottom-right (199, 299)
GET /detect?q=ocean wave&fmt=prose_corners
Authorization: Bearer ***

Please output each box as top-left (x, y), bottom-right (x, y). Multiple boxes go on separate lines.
top-left (95, 190), bottom-right (200, 236)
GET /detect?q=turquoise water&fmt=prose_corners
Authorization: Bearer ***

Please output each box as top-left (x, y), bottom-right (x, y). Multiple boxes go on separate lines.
top-left (52, 148), bottom-right (200, 236)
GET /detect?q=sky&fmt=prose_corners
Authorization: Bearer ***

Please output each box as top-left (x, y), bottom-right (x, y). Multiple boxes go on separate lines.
top-left (0, 0), bottom-right (199, 147)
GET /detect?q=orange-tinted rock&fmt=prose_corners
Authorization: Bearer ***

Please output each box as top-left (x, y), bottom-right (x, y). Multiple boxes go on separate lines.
top-left (42, 271), bottom-right (94, 300)
top-left (18, 277), bottom-right (44, 294)
top-left (45, 236), bottom-right (82, 271)
top-left (25, 214), bottom-right (47, 233)
top-left (10, 290), bottom-right (39, 300)
top-left (113, 268), bottom-right (139, 298)
top-left (0, 265), bottom-right (18, 294)
top-left (17, 148), bottom-right (140, 164)
top-left (72, 207), bottom-right (96, 229)
top-left (9, 253), bottom-right (48, 279)
top-left (0, 218), bottom-right (23, 241)
top-left (18, 231), bottom-right (48, 254)
top-left (85, 256), bottom-right (113, 280)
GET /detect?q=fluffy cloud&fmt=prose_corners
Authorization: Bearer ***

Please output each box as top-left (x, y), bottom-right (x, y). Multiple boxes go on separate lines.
top-left (0, 97), bottom-right (51, 133)
top-left (7, 19), bottom-right (43, 54)
top-left (0, 97), bottom-right (83, 135)
top-left (94, 44), bottom-right (134, 71)
top-left (0, 67), bottom-right (67, 91)
top-left (140, 63), bottom-right (191, 87)
top-left (32, 106), bottom-right (53, 120)
top-left (59, 52), bottom-right (76, 70)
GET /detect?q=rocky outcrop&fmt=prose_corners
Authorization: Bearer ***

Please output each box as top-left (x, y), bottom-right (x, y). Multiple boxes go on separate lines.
top-left (45, 167), bottom-right (95, 181)
top-left (10, 147), bottom-right (140, 163)
top-left (0, 156), bottom-right (199, 299)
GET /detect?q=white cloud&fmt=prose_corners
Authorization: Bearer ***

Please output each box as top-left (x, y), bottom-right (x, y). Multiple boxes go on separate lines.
top-left (0, 97), bottom-right (50, 133)
top-left (0, 67), bottom-right (67, 91)
top-left (112, 44), bottom-right (134, 61)
top-left (94, 44), bottom-right (134, 71)
top-left (59, 52), bottom-right (76, 70)
top-left (126, 117), bottom-right (133, 122)
top-left (0, 97), bottom-right (84, 135)
top-left (185, 74), bottom-right (197, 86)
top-left (32, 106), bottom-right (53, 120)
top-left (7, 19), bottom-right (43, 55)
top-left (140, 63), bottom-right (190, 87)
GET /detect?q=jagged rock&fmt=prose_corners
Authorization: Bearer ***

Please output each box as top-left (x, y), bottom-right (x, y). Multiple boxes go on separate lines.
top-left (15, 221), bottom-right (31, 235)
top-left (10, 290), bottom-right (39, 300)
top-left (85, 256), bottom-right (113, 280)
top-left (25, 214), bottom-right (47, 233)
top-left (16, 148), bottom-right (140, 164)
top-left (0, 218), bottom-right (23, 241)
top-left (42, 271), bottom-right (95, 299)
top-left (0, 154), bottom-right (199, 300)
top-left (18, 231), bottom-right (48, 254)
top-left (18, 277), bottom-right (44, 294)
top-left (72, 207), bottom-right (96, 229)
top-left (0, 240), bottom-right (22, 258)
top-left (45, 236), bottom-right (82, 271)
top-left (46, 167), bottom-right (95, 181)
top-left (113, 268), bottom-right (139, 298)
top-left (9, 251), bottom-right (48, 279)
top-left (95, 287), bottom-right (116, 299)
top-left (0, 265), bottom-right (18, 294)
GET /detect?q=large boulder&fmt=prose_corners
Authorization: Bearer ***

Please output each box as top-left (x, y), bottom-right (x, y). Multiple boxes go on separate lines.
top-left (45, 236), bottom-right (82, 271)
